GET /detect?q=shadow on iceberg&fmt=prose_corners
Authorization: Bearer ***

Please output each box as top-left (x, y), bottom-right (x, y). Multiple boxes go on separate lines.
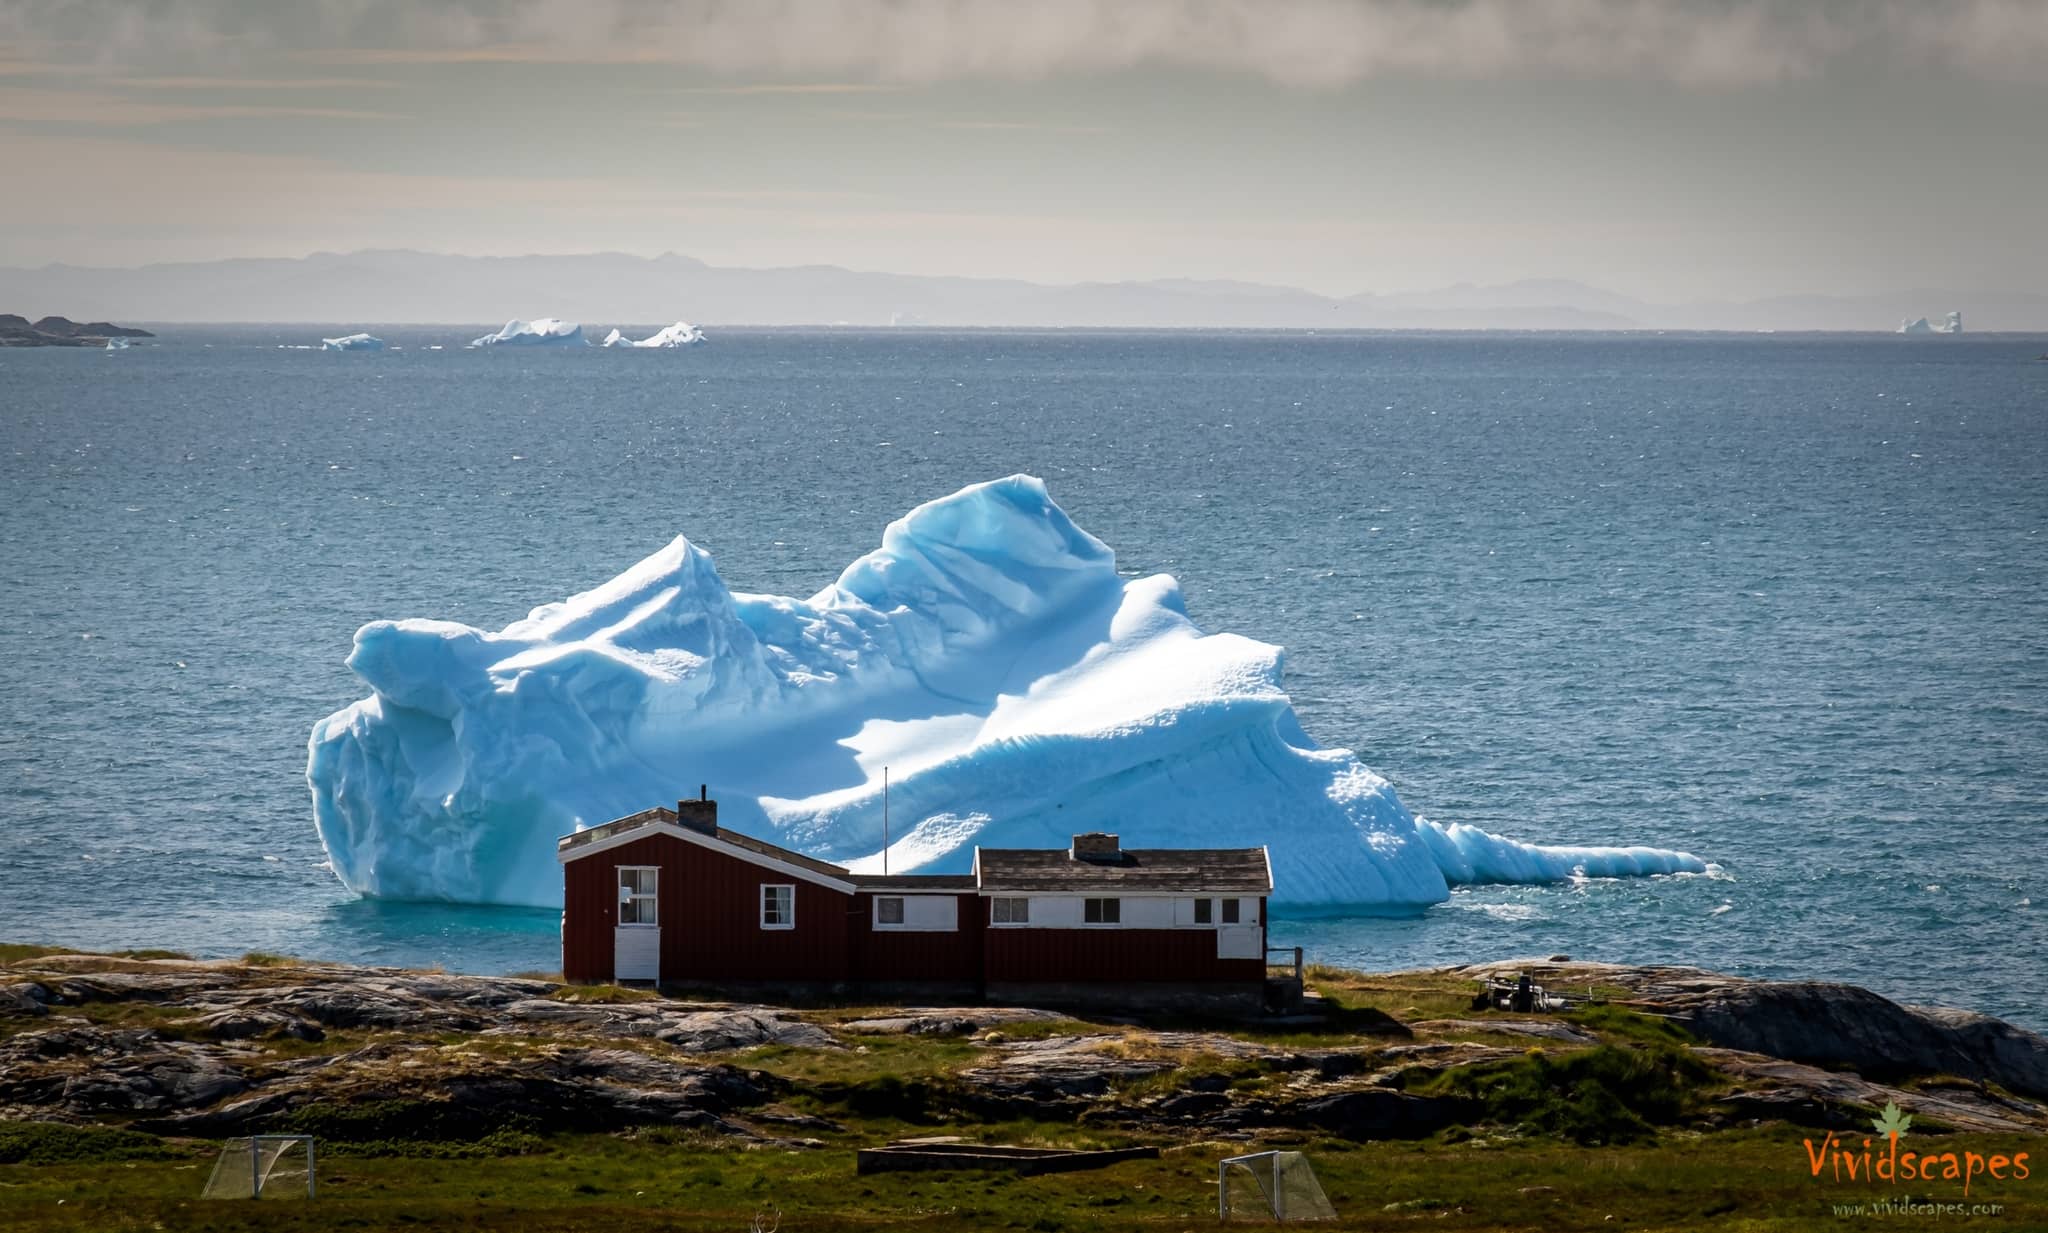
top-left (308, 475), bottom-right (1705, 910)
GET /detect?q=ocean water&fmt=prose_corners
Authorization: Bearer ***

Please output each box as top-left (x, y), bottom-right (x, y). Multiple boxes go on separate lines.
top-left (2, 327), bottom-right (2043, 1024)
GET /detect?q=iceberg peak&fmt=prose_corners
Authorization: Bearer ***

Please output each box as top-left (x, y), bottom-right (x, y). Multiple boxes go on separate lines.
top-left (308, 476), bottom-right (1706, 909)
top-left (602, 322), bottom-right (705, 348)
top-left (471, 318), bottom-right (586, 347)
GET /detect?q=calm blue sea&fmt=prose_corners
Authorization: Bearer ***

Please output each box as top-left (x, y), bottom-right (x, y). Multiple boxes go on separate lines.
top-left (2, 327), bottom-right (2043, 1024)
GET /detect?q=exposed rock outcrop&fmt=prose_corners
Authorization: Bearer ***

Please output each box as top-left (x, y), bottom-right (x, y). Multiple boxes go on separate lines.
top-left (4, 952), bottom-right (2045, 1148)
top-left (1453, 960), bottom-right (2048, 1100)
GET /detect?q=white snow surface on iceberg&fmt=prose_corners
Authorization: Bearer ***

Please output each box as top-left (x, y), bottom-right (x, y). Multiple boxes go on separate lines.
top-left (602, 322), bottom-right (705, 348)
top-left (471, 318), bottom-right (586, 347)
top-left (322, 333), bottom-right (385, 351)
top-left (1898, 312), bottom-right (1961, 335)
top-left (308, 476), bottom-right (1706, 909)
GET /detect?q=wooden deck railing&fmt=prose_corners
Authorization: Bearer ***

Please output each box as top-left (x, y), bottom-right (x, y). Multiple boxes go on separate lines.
top-left (1265, 946), bottom-right (1304, 987)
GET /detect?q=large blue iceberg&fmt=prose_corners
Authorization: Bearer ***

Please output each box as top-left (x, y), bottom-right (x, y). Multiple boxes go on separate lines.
top-left (308, 476), bottom-right (1705, 909)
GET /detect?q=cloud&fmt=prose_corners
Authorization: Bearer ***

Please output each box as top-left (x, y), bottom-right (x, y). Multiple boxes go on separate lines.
top-left (114, 75), bottom-right (402, 90)
top-left (2, 1), bottom-right (2045, 89)
top-left (0, 84), bottom-right (393, 124)
top-left (663, 82), bottom-right (904, 95)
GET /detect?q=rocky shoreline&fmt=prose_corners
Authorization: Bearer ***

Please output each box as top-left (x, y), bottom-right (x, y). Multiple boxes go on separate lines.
top-left (3, 951), bottom-right (2044, 1148)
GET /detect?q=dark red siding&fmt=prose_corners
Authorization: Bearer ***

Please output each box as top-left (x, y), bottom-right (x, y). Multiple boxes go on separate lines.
top-left (563, 834), bottom-right (852, 984)
top-left (984, 927), bottom-right (1264, 984)
top-left (565, 833), bottom-right (1268, 992)
top-left (561, 833), bottom-right (691, 983)
top-left (848, 893), bottom-right (983, 984)
top-left (661, 842), bottom-right (851, 983)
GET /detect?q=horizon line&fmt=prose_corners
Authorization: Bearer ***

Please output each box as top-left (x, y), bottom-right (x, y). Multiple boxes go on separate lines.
top-left (0, 246), bottom-right (2023, 313)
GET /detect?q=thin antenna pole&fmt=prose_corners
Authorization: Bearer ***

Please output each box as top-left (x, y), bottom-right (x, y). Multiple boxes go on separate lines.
top-left (882, 766), bottom-right (890, 876)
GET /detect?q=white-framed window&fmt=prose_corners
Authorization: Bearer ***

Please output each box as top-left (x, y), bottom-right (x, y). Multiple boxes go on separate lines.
top-left (760, 883), bottom-right (795, 930)
top-left (617, 866), bottom-right (658, 926)
top-left (873, 895), bottom-right (961, 931)
top-left (1083, 897), bottom-right (1121, 925)
top-left (991, 896), bottom-right (1030, 925)
top-left (1193, 898), bottom-right (1213, 925)
top-left (1222, 898), bottom-right (1242, 924)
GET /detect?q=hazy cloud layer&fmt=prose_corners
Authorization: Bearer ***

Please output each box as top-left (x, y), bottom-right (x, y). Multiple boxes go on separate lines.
top-left (5, 0), bottom-right (2046, 88)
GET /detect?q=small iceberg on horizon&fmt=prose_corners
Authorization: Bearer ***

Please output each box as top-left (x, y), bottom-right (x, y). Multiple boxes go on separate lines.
top-left (471, 319), bottom-right (587, 348)
top-left (322, 333), bottom-right (386, 352)
top-left (602, 322), bottom-right (705, 348)
top-left (308, 474), bottom-right (1709, 911)
top-left (103, 337), bottom-right (131, 351)
top-left (1898, 311), bottom-right (1962, 335)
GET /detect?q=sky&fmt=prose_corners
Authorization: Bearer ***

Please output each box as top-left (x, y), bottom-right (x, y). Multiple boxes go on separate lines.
top-left (2, 0), bottom-right (2045, 301)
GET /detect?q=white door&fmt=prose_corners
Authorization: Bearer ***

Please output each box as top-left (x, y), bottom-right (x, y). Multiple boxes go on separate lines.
top-left (615, 866), bottom-right (660, 982)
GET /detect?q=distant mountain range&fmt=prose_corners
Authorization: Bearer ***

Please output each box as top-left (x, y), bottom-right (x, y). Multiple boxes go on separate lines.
top-left (4, 250), bottom-right (2045, 332)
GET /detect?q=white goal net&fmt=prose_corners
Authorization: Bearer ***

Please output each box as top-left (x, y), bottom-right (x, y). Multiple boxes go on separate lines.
top-left (1217, 1150), bottom-right (1337, 1222)
top-left (202, 1135), bottom-right (315, 1200)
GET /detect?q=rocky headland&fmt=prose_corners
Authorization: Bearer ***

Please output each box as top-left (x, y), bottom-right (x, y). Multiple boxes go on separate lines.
top-left (4, 949), bottom-right (2044, 1149)
top-left (0, 315), bottom-right (153, 347)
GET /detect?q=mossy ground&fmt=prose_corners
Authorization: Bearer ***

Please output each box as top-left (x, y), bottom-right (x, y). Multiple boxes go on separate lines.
top-left (2, 1124), bottom-right (2039, 1231)
top-left (3, 954), bottom-right (2040, 1230)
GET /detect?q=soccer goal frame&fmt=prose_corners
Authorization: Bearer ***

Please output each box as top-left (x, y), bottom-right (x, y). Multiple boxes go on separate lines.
top-left (1216, 1150), bottom-right (1336, 1222)
top-left (201, 1135), bottom-right (316, 1200)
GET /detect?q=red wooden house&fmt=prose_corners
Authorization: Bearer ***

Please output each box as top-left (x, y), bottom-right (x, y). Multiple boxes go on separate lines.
top-left (557, 793), bottom-right (1279, 1010)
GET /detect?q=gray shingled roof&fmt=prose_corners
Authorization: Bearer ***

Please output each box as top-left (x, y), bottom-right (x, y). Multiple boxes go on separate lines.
top-left (561, 809), bottom-right (1269, 895)
top-left (557, 807), bottom-right (852, 881)
top-left (976, 847), bottom-right (1271, 893)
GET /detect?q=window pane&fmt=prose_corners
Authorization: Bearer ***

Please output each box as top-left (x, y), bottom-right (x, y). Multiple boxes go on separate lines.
top-left (878, 897), bottom-right (904, 924)
top-left (992, 897), bottom-right (1028, 924)
top-left (1102, 897), bottom-right (1120, 923)
top-left (1193, 898), bottom-right (1212, 924)
top-left (1222, 898), bottom-right (1241, 924)
top-left (1085, 897), bottom-right (1120, 924)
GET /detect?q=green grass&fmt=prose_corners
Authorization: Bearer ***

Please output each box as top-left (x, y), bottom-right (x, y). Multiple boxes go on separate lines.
top-left (741, 1035), bottom-right (987, 1085)
top-left (1399, 1043), bottom-right (1721, 1145)
top-left (0, 1123), bottom-right (190, 1166)
top-left (0, 1124), bottom-right (2040, 1231)
top-left (1566, 1003), bottom-right (1697, 1047)
top-left (546, 983), bottom-right (657, 1004)
top-left (5, 953), bottom-right (2038, 1229)
top-left (263, 1101), bottom-right (549, 1159)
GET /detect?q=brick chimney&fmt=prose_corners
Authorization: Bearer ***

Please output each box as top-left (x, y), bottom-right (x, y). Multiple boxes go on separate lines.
top-left (675, 785), bottom-right (718, 836)
top-left (1071, 832), bottom-right (1121, 862)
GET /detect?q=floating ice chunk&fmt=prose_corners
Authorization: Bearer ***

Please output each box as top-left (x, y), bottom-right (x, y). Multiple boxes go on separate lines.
top-left (307, 475), bottom-right (1707, 909)
top-left (321, 333), bottom-right (385, 352)
top-left (1898, 312), bottom-right (1962, 335)
top-left (470, 318), bottom-right (586, 347)
top-left (602, 322), bottom-right (705, 348)
top-left (103, 337), bottom-right (130, 350)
